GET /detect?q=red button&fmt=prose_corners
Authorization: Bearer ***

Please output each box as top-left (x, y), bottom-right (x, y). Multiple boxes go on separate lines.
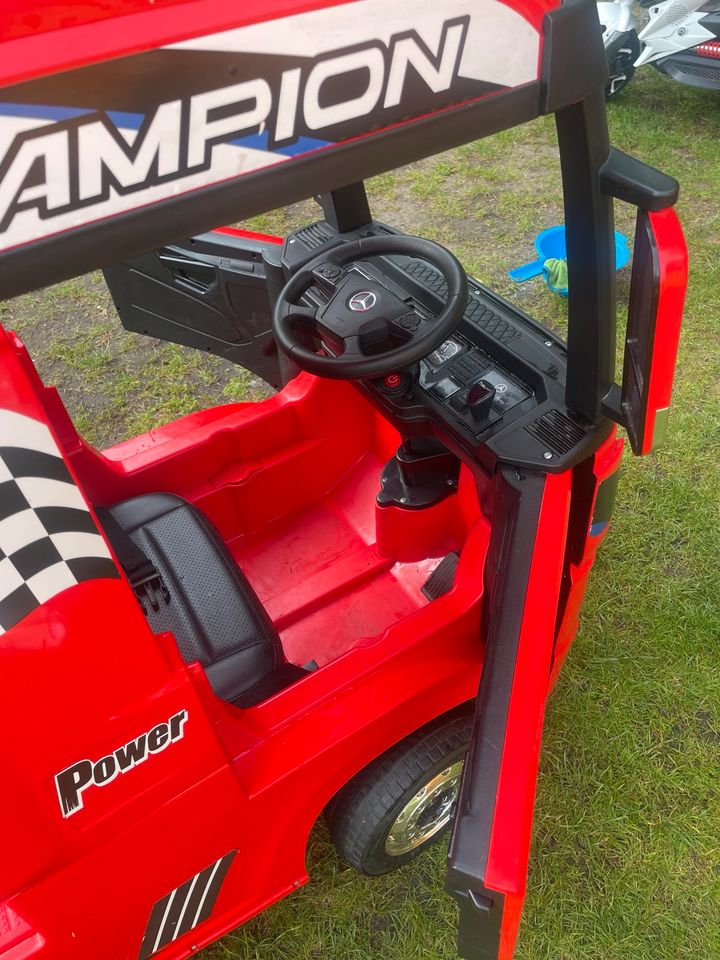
top-left (384, 373), bottom-right (402, 389)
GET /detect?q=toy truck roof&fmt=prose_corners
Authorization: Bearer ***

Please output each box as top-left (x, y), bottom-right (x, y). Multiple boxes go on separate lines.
top-left (0, 0), bottom-right (608, 299)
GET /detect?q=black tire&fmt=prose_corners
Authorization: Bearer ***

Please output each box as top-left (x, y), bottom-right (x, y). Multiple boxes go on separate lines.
top-left (604, 30), bottom-right (641, 100)
top-left (326, 710), bottom-right (472, 876)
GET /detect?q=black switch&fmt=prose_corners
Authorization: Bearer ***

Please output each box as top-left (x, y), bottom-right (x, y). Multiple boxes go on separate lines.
top-left (467, 378), bottom-right (496, 421)
top-left (430, 376), bottom-right (462, 401)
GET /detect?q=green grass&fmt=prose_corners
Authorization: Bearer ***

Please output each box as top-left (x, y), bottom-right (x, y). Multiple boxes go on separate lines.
top-left (2, 67), bottom-right (718, 959)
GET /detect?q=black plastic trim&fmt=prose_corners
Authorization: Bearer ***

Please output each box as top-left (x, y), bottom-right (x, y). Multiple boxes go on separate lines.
top-left (617, 209), bottom-right (661, 454)
top-left (555, 91), bottom-right (617, 423)
top-left (540, 0), bottom-right (608, 113)
top-left (317, 183), bottom-right (372, 234)
top-left (600, 147), bottom-right (679, 211)
top-left (336, 230), bottom-right (615, 474)
top-left (591, 465), bottom-right (621, 532)
top-left (103, 230), bottom-right (287, 388)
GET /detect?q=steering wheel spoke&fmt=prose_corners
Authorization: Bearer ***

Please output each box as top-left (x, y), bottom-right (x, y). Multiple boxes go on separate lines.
top-left (287, 305), bottom-right (319, 331)
top-left (339, 334), bottom-right (365, 358)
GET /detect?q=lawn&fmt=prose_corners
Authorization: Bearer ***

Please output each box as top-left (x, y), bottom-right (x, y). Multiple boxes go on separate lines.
top-left (2, 67), bottom-right (718, 959)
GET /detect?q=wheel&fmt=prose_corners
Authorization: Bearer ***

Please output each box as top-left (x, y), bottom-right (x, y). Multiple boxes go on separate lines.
top-left (604, 30), bottom-right (641, 100)
top-left (326, 711), bottom-right (472, 876)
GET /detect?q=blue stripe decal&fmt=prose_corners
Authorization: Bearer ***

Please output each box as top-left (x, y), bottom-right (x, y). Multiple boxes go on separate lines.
top-left (105, 111), bottom-right (144, 130)
top-left (0, 106), bottom-right (324, 150)
top-left (0, 102), bottom-right (92, 121)
top-left (590, 521), bottom-right (609, 537)
top-left (0, 103), bottom-right (144, 132)
top-left (231, 131), bottom-right (332, 156)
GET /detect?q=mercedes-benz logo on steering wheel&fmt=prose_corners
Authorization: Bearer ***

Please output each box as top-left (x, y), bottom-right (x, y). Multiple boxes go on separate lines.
top-left (348, 291), bottom-right (377, 312)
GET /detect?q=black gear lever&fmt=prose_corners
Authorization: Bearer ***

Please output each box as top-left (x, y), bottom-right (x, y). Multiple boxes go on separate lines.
top-left (467, 379), bottom-right (496, 421)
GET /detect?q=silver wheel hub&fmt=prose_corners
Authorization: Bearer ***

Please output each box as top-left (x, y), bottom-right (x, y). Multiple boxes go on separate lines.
top-left (385, 760), bottom-right (464, 856)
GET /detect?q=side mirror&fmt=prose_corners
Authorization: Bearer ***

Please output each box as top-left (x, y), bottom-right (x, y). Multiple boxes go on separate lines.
top-left (600, 151), bottom-right (688, 455)
top-left (620, 208), bottom-right (687, 454)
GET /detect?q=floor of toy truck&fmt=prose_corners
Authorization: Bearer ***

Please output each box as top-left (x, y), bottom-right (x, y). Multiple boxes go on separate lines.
top-left (228, 451), bottom-right (454, 667)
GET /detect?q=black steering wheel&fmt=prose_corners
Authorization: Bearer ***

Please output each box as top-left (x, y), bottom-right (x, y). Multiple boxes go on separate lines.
top-left (272, 235), bottom-right (468, 379)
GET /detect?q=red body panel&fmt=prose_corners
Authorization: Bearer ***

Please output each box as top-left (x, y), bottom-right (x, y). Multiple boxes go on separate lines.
top-left (0, 4), bottom-right (686, 958)
top-left (1, 1), bottom-right (361, 84)
top-left (550, 435), bottom-right (624, 687)
top-left (1, 0), bottom-right (560, 78)
top-left (639, 208), bottom-right (688, 455)
top-left (0, 325), bottom-right (496, 960)
top-left (0, 302), bottom-right (625, 959)
top-left (485, 470), bottom-right (571, 959)
top-left (214, 226), bottom-right (284, 246)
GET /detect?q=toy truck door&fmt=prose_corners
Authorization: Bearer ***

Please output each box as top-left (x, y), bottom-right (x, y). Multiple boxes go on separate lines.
top-left (103, 228), bottom-right (288, 387)
top-left (445, 468), bottom-right (572, 960)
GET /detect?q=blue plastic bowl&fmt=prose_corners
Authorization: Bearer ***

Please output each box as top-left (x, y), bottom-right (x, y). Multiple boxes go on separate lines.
top-left (509, 226), bottom-right (630, 292)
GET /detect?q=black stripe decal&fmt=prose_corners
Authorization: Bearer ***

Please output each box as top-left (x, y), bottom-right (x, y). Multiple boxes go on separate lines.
top-left (138, 851), bottom-right (237, 960)
top-left (10, 537), bottom-right (63, 579)
top-left (0, 411), bottom-right (119, 636)
top-left (66, 556), bottom-right (119, 582)
top-left (34, 506), bottom-right (99, 535)
top-left (0, 584), bottom-right (37, 625)
top-left (0, 447), bottom-right (71, 483)
top-left (0, 480), bottom-right (29, 520)
top-left (137, 892), bottom-right (172, 960)
top-left (158, 876), bottom-right (196, 947)
top-left (172, 862), bottom-right (217, 943)
top-left (194, 852), bottom-right (236, 927)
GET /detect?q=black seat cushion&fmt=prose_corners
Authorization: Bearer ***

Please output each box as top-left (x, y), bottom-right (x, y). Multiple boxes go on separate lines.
top-left (104, 493), bottom-right (303, 705)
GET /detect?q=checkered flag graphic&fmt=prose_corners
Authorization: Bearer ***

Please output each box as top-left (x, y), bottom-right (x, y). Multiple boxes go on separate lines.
top-left (0, 409), bottom-right (118, 635)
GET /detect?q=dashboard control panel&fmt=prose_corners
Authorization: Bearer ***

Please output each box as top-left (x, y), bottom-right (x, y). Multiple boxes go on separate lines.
top-left (418, 337), bottom-right (532, 435)
top-left (283, 219), bottom-right (611, 473)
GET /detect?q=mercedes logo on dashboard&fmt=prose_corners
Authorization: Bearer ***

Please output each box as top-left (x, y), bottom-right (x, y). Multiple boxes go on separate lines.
top-left (348, 291), bottom-right (377, 312)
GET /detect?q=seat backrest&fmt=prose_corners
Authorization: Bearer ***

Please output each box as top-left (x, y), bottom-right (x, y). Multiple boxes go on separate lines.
top-left (106, 493), bottom-right (283, 702)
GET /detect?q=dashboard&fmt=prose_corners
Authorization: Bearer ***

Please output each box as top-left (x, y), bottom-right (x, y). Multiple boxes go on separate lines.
top-left (283, 219), bottom-right (612, 474)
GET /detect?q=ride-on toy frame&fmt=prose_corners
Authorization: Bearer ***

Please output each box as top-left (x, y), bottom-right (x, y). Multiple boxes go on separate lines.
top-left (0, 2), bottom-right (687, 959)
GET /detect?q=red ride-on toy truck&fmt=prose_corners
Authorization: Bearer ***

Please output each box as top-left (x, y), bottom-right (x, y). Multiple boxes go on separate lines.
top-left (0, 2), bottom-right (688, 959)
